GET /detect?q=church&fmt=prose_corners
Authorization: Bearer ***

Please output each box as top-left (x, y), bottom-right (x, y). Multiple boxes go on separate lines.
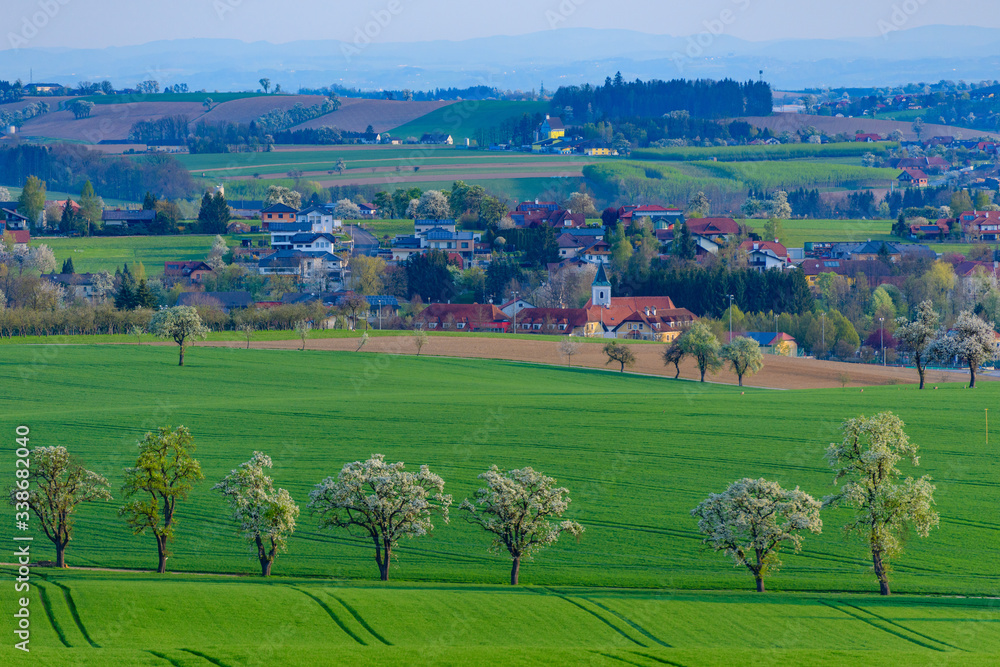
top-left (582, 264), bottom-right (697, 341)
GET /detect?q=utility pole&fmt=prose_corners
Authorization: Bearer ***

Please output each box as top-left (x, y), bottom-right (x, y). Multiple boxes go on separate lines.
top-left (727, 294), bottom-right (734, 341)
top-left (879, 317), bottom-right (885, 365)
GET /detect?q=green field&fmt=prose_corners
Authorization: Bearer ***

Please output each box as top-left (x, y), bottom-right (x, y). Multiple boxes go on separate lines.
top-left (690, 161), bottom-right (899, 191)
top-left (631, 141), bottom-right (898, 162)
top-left (31, 235), bottom-right (221, 275)
top-left (1, 346), bottom-right (999, 664)
top-left (390, 100), bottom-right (549, 143)
top-left (741, 218), bottom-right (978, 254)
top-left (4, 572), bottom-right (998, 665)
top-left (1, 346), bottom-right (997, 592)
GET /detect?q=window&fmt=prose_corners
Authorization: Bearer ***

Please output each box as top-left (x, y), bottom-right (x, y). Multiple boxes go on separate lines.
top-left (559, 324), bottom-right (567, 330)
top-left (457, 323), bottom-right (465, 329)
top-left (533, 324), bottom-right (541, 330)
top-left (429, 323), bottom-right (437, 328)
top-left (600, 291), bottom-right (605, 298)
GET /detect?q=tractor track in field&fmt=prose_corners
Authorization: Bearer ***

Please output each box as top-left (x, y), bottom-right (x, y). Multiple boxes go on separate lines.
top-left (180, 648), bottom-right (237, 666)
top-left (819, 599), bottom-right (950, 651)
top-left (47, 579), bottom-right (100, 648)
top-left (285, 585), bottom-right (368, 645)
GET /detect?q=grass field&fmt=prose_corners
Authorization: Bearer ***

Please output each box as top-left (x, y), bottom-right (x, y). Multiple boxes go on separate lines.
top-left (1, 346), bottom-right (997, 595)
top-left (690, 161), bottom-right (899, 191)
top-left (3, 571), bottom-right (998, 665)
top-left (740, 218), bottom-right (978, 254)
top-left (1, 346), bottom-right (999, 665)
top-left (31, 235), bottom-right (220, 275)
top-left (631, 142), bottom-right (898, 162)
top-left (389, 100), bottom-right (549, 143)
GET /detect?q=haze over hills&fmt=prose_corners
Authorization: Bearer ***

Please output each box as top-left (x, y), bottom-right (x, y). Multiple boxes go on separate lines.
top-left (1, 25), bottom-right (999, 92)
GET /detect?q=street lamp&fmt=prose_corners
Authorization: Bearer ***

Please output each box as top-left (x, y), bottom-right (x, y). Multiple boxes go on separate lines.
top-left (879, 317), bottom-right (885, 366)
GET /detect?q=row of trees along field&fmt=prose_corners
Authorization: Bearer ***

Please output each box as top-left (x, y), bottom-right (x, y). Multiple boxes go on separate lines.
top-left (0, 144), bottom-right (195, 203)
top-left (12, 411), bottom-right (938, 596)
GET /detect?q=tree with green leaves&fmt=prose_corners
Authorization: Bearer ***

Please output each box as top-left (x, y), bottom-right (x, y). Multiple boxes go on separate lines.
top-left (692, 478), bottom-right (822, 592)
top-left (672, 221), bottom-right (696, 260)
top-left (679, 322), bottom-right (722, 382)
top-left (17, 175), bottom-right (46, 229)
top-left (213, 452), bottom-right (299, 576)
top-left (61, 257), bottom-right (75, 274)
top-left (823, 412), bottom-right (938, 596)
top-left (308, 454), bottom-right (452, 581)
top-left (894, 300), bottom-right (939, 389)
top-left (460, 466), bottom-right (583, 585)
top-left (79, 180), bottom-right (103, 233)
top-left (259, 77), bottom-right (271, 94)
top-left (148, 306), bottom-right (209, 366)
top-left (119, 426), bottom-right (204, 573)
top-left (603, 341), bottom-right (635, 372)
top-left (197, 191), bottom-right (230, 234)
top-left (11, 446), bottom-right (112, 568)
top-left (721, 335), bottom-right (764, 387)
top-left (142, 191), bottom-right (158, 210)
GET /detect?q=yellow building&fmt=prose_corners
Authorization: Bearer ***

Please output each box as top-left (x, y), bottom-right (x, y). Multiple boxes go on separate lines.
top-left (539, 115), bottom-right (565, 140)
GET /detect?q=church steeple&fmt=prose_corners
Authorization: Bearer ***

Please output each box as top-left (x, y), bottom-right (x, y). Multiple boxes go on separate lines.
top-left (592, 262), bottom-right (611, 307)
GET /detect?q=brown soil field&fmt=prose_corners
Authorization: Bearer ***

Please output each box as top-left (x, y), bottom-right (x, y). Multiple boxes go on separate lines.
top-left (18, 101), bottom-right (206, 142)
top-left (187, 335), bottom-right (982, 390)
top-left (15, 96), bottom-right (453, 143)
top-left (736, 113), bottom-right (1000, 142)
top-left (290, 99), bottom-right (455, 133)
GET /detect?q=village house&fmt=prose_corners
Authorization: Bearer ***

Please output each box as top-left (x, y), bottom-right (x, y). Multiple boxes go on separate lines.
top-left (511, 308), bottom-right (591, 335)
top-left (163, 261), bottom-right (214, 285)
top-left (960, 210), bottom-right (1000, 242)
top-left (897, 168), bottom-right (929, 188)
top-left (740, 332), bottom-right (799, 356)
top-left (683, 217), bottom-right (741, 255)
top-left (420, 133), bottom-right (453, 145)
top-left (258, 249), bottom-right (346, 289)
top-left (739, 240), bottom-right (790, 271)
top-left (260, 203), bottom-right (298, 230)
top-left (177, 291), bottom-right (254, 313)
top-left (297, 205), bottom-right (340, 233)
top-left (41, 273), bottom-right (103, 301)
top-left (618, 205), bottom-right (684, 230)
top-left (228, 199), bottom-right (265, 219)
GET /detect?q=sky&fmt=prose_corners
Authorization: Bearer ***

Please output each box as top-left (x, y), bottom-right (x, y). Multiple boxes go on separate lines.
top-left (3, 0), bottom-right (999, 50)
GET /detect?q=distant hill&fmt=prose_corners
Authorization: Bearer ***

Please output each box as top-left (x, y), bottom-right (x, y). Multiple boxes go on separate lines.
top-left (2, 25), bottom-right (1000, 92)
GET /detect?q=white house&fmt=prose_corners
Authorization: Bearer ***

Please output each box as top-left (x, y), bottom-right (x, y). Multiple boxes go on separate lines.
top-left (297, 205), bottom-right (341, 233)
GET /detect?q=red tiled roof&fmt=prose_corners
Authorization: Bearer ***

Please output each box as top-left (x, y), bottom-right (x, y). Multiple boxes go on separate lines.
top-left (740, 240), bottom-right (788, 258)
top-left (687, 217), bottom-right (740, 236)
top-left (10, 229), bottom-right (30, 244)
top-left (899, 168), bottom-right (928, 180)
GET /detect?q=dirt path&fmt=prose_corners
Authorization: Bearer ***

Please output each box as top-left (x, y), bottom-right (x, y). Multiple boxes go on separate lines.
top-left (185, 335), bottom-right (973, 390)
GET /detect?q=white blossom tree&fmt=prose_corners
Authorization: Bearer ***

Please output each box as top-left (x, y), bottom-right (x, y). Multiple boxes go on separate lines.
top-left (212, 452), bottom-right (299, 576)
top-left (415, 190), bottom-right (450, 219)
top-left (308, 454), bottom-right (452, 580)
top-left (333, 198), bottom-right (362, 219)
top-left (30, 244), bottom-right (57, 274)
top-left (10, 447), bottom-right (112, 567)
top-left (691, 478), bottom-right (821, 592)
top-left (823, 412), bottom-right (939, 595)
top-left (206, 234), bottom-right (228, 270)
top-left (929, 310), bottom-right (995, 388)
top-left (92, 271), bottom-right (114, 302)
top-left (149, 306), bottom-right (209, 366)
top-left (894, 300), bottom-right (940, 389)
top-left (721, 336), bottom-right (764, 387)
top-left (460, 466), bottom-right (583, 585)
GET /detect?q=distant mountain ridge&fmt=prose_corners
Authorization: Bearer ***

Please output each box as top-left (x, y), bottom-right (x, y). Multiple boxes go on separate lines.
top-left (2, 25), bottom-right (999, 92)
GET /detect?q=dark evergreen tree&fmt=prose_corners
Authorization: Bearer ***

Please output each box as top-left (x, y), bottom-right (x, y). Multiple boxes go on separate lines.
top-left (61, 258), bottom-right (74, 274)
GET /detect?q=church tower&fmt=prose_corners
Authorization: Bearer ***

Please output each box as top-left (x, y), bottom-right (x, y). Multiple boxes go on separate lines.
top-left (592, 262), bottom-right (611, 307)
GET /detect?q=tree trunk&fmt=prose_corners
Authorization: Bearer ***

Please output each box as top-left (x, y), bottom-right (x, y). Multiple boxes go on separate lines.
top-left (917, 361), bottom-right (925, 389)
top-left (380, 547), bottom-right (391, 581)
top-left (700, 365), bottom-right (706, 382)
top-left (178, 344), bottom-right (185, 367)
top-left (969, 362), bottom-right (977, 389)
top-left (673, 364), bottom-right (680, 379)
top-left (56, 542), bottom-right (67, 568)
top-left (156, 535), bottom-right (168, 573)
top-left (260, 558), bottom-right (272, 577)
top-left (511, 557), bottom-right (520, 585)
top-left (738, 374), bottom-right (744, 387)
top-left (755, 575), bottom-right (764, 593)
top-left (872, 549), bottom-right (890, 596)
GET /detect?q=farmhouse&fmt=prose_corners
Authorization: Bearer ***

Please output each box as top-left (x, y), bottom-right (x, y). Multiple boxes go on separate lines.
top-left (228, 199), bottom-right (265, 219)
top-left (537, 115), bottom-right (565, 140)
top-left (511, 308), bottom-right (590, 335)
top-left (618, 205), bottom-right (684, 229)
top-left (102, 209), bottom-right (156, 227)
top-left (420, 133), bottom-right (453, 145)
top-left (740, 332), bottom-right (799, 356)
top-left (415, 304), bottom-right (510, 332)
